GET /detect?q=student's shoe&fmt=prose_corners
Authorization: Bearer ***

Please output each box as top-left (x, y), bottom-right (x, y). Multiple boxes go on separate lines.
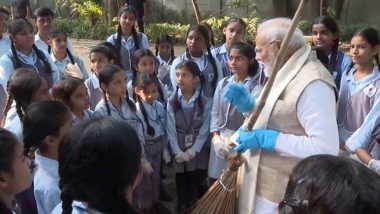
top-left (159, 189), bottom-right (173, 202)
top-left (153, 202), bottom-right (172, 214)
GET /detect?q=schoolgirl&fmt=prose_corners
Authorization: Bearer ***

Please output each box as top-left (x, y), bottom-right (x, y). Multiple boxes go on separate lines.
top-left (51, 117), bottom-right (142, 214)
top-left (48, 28), bottom-right (88, 80)
top-left (85, 43), bottom-right (116, 110)
top-left (208, 42), bottom-right (262, 181)
top-left (107, 4), bottom-right (149, 80)
top-left (128, 48), bottom-right (168, 104)
top-left (311, 16), bottom-right (351, 89)
top-left (0, 8), bottom-right (11, 57)
top-left (23, 100), bottom-right (72, 214)
top-left (338, 28), bottom-right (380, 169)
top-left (0, 128), bottom-right (32, 214)
top-left (94, 64), bottom-right (145, 146)
top-left (3, 68), bottom-right (51, 140)
top-left (133, 72), bottom-right (170, 213)
top-left (167, 60), bottom-right (212, 212)
top-left (52, 77), bottom-right (93, 125)
top-left (155, 34), bottom-right (175, 92)
top-left (211, 17), bottom-right (247, 77)
top-left (0, 18), bottom-right (59, 88)
top-left (170, 24), bottom-right (223, 99)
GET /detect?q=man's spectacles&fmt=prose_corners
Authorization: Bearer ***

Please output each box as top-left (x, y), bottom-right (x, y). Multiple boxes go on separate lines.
top-left (254, 40), bottom-right (276, 54)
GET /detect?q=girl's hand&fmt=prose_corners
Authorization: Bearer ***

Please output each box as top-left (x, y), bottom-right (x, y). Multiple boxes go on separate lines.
top-left (368, 159), bottom-right (380, 175)
top-left (163, 149), bottom-right (171, 164)
top-left (66, 63), bottom-right (83, 79)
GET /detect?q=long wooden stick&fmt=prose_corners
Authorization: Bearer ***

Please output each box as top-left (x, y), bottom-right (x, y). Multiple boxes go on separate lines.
top-left (245, 0), bottom-right (311, 131)
top-left (191, 0), bottom-right (202, 24)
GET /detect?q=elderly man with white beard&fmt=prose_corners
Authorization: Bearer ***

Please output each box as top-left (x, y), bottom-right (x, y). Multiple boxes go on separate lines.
top-left (223, 18), bottom-right (340, 214)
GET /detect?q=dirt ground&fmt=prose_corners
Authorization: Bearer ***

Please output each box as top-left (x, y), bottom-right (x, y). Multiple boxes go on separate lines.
top-left (71, 39), bottom-right (182, 213)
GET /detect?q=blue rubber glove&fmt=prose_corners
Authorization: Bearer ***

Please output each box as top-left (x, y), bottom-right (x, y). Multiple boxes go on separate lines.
top-left (234, 128), bottom-right (279, 152)
top-left (224, 83), bottom-right (256, 112)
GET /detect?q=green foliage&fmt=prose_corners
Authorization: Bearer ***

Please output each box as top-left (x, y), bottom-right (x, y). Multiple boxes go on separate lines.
top-left (55, 17), bottom-right (116, 40)
top-left (71, 1), bottom-right (103, 18)
top-left (145, 23), bottom-right (190, 44)
top-left (204, 16), bottom-right (259, 44)
top-left (298, 20), bottom-right (311, 35)
top-left (146, 0), bottom-right (196, 24)
top-left (340, 23), bottom-right (369, 42)
top-left (225, 0), bottom-right (258, 17)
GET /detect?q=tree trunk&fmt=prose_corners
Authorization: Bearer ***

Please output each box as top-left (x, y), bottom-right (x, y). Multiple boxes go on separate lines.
top-left (272, 0), bottom-right (291, 17)
top-left (104, 0), bottom-right (119, 26)
top-left (334, 0), bottom-right (346, 19)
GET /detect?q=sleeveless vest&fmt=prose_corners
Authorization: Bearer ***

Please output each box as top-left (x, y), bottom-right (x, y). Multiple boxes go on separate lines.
top-left (115, 33), bottom-right (143, 79)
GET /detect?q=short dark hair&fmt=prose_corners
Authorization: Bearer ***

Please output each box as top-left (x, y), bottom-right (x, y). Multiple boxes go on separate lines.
top-left (34, 7), bottom-right (55, 19)
top-left (279, 155), bottom-right (380, 214)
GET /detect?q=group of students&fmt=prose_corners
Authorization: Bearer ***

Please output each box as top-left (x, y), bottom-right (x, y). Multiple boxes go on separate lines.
top-left (0, 3), bottom-right (380, 214)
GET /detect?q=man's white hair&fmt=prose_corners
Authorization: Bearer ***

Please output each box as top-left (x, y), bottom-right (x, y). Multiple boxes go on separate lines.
top-left (257, 17), bottom-right (306, 51)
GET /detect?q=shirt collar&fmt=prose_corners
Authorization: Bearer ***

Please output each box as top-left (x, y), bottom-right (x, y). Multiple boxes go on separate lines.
top-left (89, 74), bottom-right (100, 89)
top-left (34, 150), bottom-right (59, 177)
top-left (50, 53), bottom-right (70, 63)
top-left (220, 43), bottom-right (228, 54)
top-left (178, 89), bottom-right (200, 104)
top-left (347, 64), bottom-right (380, 84)
top-left (228, 74), bottom-right (254, 83)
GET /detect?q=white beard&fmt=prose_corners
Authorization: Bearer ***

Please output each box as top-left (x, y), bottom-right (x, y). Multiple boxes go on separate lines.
top-left (262, 51), bottom-right (276, 77)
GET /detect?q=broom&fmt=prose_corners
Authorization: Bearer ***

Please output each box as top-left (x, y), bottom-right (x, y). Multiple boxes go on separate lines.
top-left (190, 0), bottom-right (311, 213)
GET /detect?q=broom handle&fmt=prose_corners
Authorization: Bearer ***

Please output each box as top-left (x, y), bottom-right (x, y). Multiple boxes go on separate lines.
top-left (245, 0), bottom-right (311, 131)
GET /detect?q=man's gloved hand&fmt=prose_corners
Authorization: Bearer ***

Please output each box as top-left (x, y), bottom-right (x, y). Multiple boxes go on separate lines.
top-left (185, 148), bottom-right (196, 161)
top-left (212, 135), bottom-right (230, 159)
top-left (234, 128), bottom-right (279, 152)
top-left (368, 159), bottom-right (380, 175)
top-left (224, 83), bottom-right (255, 112)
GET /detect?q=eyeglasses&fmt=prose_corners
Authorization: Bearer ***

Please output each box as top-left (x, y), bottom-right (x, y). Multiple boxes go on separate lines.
top-left (254, 40), bottom-right (276, 54)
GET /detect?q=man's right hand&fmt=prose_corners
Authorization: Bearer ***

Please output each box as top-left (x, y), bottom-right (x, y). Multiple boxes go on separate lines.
top-left (224, 83), bottom-right (255, 112)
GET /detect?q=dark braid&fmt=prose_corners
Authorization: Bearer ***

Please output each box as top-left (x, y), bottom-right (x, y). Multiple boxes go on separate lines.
top-left (66, 48), bottom-right (75, 64)
top-left (15, 103), bottom-right (23, 123)
top-left (131, 69), bottom-right (138, 101)
top-left (10, 40), bottom-right (22, 69)
top-left (197, 75), bottom-right (205, 116)
top-left (115, 25), bottom-right (123, 68)
top-left (32, 44), bottom-right (52, 74)
top-left (61, 186), bottom-right (74, 214)
top-left (47, 45), bottom-right (51, 54)
top-left (131, 27), bottom-right (140, 50)
top-left (2, 81), bottom-right (13, 121)
top-left (172, 86), bottom-right (181, 112)
top-left (206, 45), bottom-right (218, 92)
top-left (153, 73), bottom-right (165, 102)
top-left (125, 89), bottom-right (136, 112)
top-left (102, 89), bottom-right (112, 116)
top-left (136, 95), bottom-right (155, 136)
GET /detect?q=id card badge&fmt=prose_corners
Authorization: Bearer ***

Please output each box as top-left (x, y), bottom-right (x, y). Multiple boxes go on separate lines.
top-left (185, 134), bottom-right (193, 149)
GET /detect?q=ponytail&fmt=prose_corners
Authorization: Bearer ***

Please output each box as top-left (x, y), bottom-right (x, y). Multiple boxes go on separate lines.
top-left (136, 96), bottom-right (155, 136)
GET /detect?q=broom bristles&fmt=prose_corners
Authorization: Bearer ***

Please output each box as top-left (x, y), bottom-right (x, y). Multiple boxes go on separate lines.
top-left (190, 153), bottom-right (245, 214)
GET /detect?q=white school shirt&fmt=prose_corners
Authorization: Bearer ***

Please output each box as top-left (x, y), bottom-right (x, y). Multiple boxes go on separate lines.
top-left (52, 201), bottom-right (105, 214)
top-left (166, 89), bottom-right (212, 155)
top-left (0, 48), bottom-right (60, 84)
top-left (50, 52), bottom-right (89, 79)
top-left (94, 97), bottom-right (145, 144)
top-left (72, 110), bottom-right (94, 126)
top-left (169, 53), bottom-right (223, 90)
top-left (85, 74), bottom-right (100, 95)
top-left (273, 80), bottom-right (339, 157)
top-left (33, 151), bottom-right (60, 214)
top-left (3, 106), bottom-right (23, 141)
top-left (106, 33), bottom-right (149, 50)
top-left (0, 35), bottom-right (11, 57)
top-left (35, 33), bottom-right (74, 53)
top-left (136, 100), bottom-right (166, 140)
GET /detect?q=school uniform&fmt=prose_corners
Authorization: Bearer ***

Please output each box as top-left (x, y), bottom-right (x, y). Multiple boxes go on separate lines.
top-left (3, 105), bottom-right (23, 141)
top-left (0, 34), bottom-right (11, 57)
top-left (72, 109), bottom-right (94, 126)
top-left (35, 33), bottom-right (74, 53)
top-left (167, 89), bottom-right (212, 207)
top-left (170, 52), bottom-right (223, 98)
top-left (33, 150), bottom-right (60, 214)
top-left (0, 83), bottom-right (7, 120)
top-left (135, 100), bottom-right (166, 209)
top-left (156, 54), bottom-right (174, 92)
top-left (50, 52), bottom-right (89, 80)
top-left (107, 33), bottom-right (149, 79)
top-left (208, 75), bottom-right (262, 179)
top-left (0, 48), bottom-right (59, 88)
top-left (94, 97), bottom-right (145, 145)
top-left (211, 43), bottom-right (231, 77)
top-left (330, 50), bottom-right (351, 90)
top-left (127, 79), bottom-right (170, 105)
top-left (85, 74), bottom-right (103, 110)
top-left (338, 65), bottom-right (380, 152)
